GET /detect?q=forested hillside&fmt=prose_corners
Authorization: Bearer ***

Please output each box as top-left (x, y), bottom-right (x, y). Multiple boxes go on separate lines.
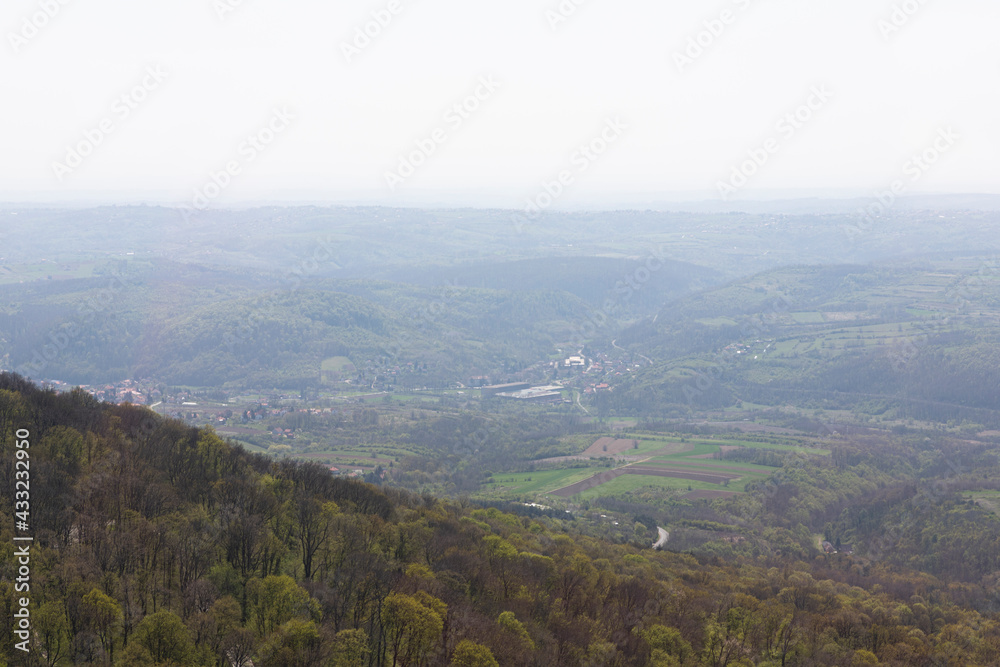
top-left (4, 373), bottom-right (1000, 666)
top-left (0, 260), bottom-right (598, 388)
top-left (608, 259), bottom-right (1000, 424)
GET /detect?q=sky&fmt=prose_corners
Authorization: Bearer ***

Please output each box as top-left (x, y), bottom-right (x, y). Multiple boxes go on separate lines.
top-left (1, 0), bottom-right (998, 208)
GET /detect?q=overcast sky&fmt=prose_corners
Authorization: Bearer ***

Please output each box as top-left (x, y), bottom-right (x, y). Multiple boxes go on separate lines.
top-left (2, 0), bottom-right (997, 208)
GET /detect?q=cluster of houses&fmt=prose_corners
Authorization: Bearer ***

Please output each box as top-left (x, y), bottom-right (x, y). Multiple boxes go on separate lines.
top-left (350, 359), bottom-right (432, 391)
top-left (45, 377), bottom-right (163, 405)
top-left (328, 466), bottom-right (374, 480)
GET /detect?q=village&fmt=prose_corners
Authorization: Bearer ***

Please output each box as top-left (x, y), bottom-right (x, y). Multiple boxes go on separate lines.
top-left (31, 342), bottom-right (650, 478)
top-left (37, 343), bottom-right (645, 414)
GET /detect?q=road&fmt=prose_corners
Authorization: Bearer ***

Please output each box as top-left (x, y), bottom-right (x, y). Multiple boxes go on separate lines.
top-left (653, 527), bottom-right (670, 549)
top-left (611, 339), bottom-right (654, 366)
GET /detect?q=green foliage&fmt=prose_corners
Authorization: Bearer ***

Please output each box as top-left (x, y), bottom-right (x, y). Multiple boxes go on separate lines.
top-left (383, 592), bottom-right (446, 665)
top-left (257, 619), bottom-right (322, 667)
top-left (640, 624), bottom-right (692, 664)
top-left (35, 601), bottom-right (70, 666)
top-left (498, 611), bottom-right (535, 650)
top-left (450, 639), bottom-right (500, 667)
top-left (5, 373), bottom-right (1000, 667)
top-left (328, 628), bottom-right (370, 667)
top-left (246, 575), bottom-right (320, 637)
top-left (82, 588), bottom-right (122, 658)
top-left (130, 610), bottom-right (194, 665)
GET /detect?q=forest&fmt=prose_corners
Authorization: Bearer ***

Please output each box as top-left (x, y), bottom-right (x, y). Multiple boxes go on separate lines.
top-left (5, 373), bottom-right (1000, 666)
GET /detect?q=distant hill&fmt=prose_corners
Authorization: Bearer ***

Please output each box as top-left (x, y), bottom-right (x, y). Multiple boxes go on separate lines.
top-left (611, 258), bottom-right (1000, 424)
top-left (375, 255), bottom-right (721, 317)
top-left (0, 260), bottom-right (601, 387)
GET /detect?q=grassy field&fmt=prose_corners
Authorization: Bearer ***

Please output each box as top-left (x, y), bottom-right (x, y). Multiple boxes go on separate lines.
top-left (320, 356), bottom-right (356, 381)
top-left (630, 437), bottom-right (691, 457)
top-left (642, 458), bottom-right (779, 475)
top-left (471, 429), bottom-right (834, 504)
top-left (479, 467), bottom-right (603, 496)
top-left (232, 439), bottom-right (268, 454)
top-left (562, 433), bottom-right (695, 458)
top-left (963, 490), bottom-right (1000, 515)
top-left (702, 438), bottom-right (831, 455)
top-left (0, 261), bottom-right (100, 284)
top-left (574, 473), bottom-right (753, 499)
top-left (648, 442), bottom-right (718, 459)
top-left (537, 432), bottom-right (788, 500)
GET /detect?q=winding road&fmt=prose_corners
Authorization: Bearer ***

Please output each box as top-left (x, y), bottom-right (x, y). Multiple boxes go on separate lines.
top-left (611, 339), bottom-right (654, 366)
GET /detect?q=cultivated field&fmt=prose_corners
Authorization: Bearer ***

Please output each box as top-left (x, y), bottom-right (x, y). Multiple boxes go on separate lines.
top-left (582, 437), bottom-right (640, 457)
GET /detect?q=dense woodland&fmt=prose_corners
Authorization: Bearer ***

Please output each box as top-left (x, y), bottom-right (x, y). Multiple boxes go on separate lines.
top-left (5, 374), bottom-right (1000, 666)
top-left (0, 266), bottom-right (598, 388)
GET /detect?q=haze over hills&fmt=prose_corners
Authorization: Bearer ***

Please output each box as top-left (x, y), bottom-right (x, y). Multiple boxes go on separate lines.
top-left (6, 0), bottom-right (1000, 661)
top-left (4, 200), bottom-right (1000, 666)
top-left (2, 200), bottom-right (999, 391)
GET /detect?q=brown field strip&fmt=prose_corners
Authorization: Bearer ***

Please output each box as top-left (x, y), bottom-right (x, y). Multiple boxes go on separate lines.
top-left (582, 437), bottom-right (639, 457)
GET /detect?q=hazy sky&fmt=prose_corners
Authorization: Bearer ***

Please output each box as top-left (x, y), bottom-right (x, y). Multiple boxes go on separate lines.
top-left (2, 0), bottom-right (997, 207)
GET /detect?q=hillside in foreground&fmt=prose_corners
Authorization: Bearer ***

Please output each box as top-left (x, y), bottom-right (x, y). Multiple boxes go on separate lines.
top-left (4, 372), bottom-right (1000, 666)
